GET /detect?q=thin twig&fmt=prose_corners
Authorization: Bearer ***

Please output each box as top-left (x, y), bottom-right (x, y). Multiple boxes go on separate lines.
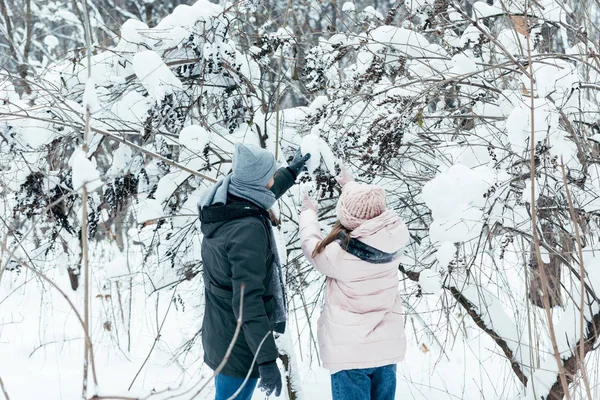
top-left (226, 331), bottom-right (271, 400)
top-left (128, 289), bottom-right (177, 390)
top-left (524, 10), bottom-right (571, 398)
top-left (294, 260), bottom-right (320, 366)
top-left (560, 159), bottom-right (593, 399)
top-left (81, 0), bottom-right (95, 394)
top-left (0, 374), bottom-right (11, 400)
top-left (0, 112), bottom-right (217, 183)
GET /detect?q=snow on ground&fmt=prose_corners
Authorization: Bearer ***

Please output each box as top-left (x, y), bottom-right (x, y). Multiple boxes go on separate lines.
top-left (0, 269), bottom-right (515, 400)
top-left (0, 228), bottom-right (520, 400)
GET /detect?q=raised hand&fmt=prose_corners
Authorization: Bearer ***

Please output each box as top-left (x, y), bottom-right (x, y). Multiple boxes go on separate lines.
top-left (288, 149), bottom-right (311, 179)
top-left (301, 191), bottom-right (318, 212)
top-left (335, 163), bottom-right (354, 187)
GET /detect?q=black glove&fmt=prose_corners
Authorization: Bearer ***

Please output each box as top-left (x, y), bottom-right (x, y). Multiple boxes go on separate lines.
top-left (258, 361), bottom-right (282, 397)
top-left (287, 150), bottom-right (311, 179)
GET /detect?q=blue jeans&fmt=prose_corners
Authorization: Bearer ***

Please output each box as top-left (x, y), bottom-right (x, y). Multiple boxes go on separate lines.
top-left (331, 364), bottom-right (397, 400)
top-left (214, 374), bottom-right (259, 400)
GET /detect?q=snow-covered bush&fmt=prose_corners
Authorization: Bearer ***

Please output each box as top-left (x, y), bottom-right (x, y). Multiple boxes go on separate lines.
top-left (3, 0), bottom-right (600, 399)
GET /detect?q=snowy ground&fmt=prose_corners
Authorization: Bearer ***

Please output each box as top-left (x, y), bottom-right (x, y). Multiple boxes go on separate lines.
top-left (0, 256), bottom-right (519, 400)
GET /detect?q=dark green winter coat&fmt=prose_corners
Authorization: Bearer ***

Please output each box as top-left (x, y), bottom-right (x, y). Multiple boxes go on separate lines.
top-left (199, 167), bottom-right (295, 378)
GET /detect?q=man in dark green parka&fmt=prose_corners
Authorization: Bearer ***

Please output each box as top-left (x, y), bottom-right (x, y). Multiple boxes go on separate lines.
top-left (198, 143), bottom-right (310, 399)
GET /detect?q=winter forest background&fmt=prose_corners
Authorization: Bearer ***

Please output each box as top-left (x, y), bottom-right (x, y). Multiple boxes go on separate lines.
top-left (3, 0), bottom-right (600, 399)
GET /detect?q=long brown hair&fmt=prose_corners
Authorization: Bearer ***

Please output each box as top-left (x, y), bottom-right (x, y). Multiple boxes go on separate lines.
top-left (312, 221), bottom-right (351, 259)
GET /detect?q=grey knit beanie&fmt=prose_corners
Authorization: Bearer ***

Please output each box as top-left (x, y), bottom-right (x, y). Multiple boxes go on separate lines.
top-left (231, 143), bottom-right (277, 187)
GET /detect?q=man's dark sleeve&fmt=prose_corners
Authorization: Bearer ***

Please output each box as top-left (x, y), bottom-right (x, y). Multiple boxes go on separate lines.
top-left (226, 219), bottom-right (278, 365)
top-left (270, 167), bottom-right (296, 199)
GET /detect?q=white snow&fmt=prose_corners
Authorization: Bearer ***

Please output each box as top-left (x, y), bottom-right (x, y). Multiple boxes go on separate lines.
top-left (69, 148), bottom-right (103, 192)
top-left (342, 2), bottom-right (356, 12)
top-left (137, 198), bottom-right (164, 224)
top-left (300, 133), bottom-right (336, 174)
top-left (418, 268), bottom-right (442, 296)
top-left (368, 26), bottom-right (443, 59)
top-left (83, 78), bottom-right (101, 114)
top-left (116, 19), bottom-right (149, 50)
top-left (107, 145), bottom-right (134, 176)
top-left (362, 6), bottom-right (384, 20)
top-left (473, 1), bottom-right (503, 18)
top-left (422, 164), bottom-right (493, 243)
top-left (17, 113), bottom-right (55, 148)
top-left (170, 26), bottom-right (190, 48)
top-left (43, 35), bottom-right (59, 50)
top-left (132, 51), bottom-right (183, 101)
top-left (179, 125), bottom-right (211, 151)
top-left (301, 134), bottom-right (321, 173)
top-left (449, 53), bottom-right (478, 76)
top-left (110, 90), bottom-right (149, 126)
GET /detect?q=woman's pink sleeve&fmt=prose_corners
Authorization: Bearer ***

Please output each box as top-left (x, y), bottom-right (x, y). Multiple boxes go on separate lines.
top-left (299, 209), bottom-right (338, 277)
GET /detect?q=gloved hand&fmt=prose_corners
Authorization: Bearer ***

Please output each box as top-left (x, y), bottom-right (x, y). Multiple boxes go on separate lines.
top-left (301, 191), bottom-right (318, 212)
top-left (335, 163), bottom-right (354, 187)
top-left (287, 150), bottom-right (311, 179)
top-left (258, 361), bottom-right (282, 397)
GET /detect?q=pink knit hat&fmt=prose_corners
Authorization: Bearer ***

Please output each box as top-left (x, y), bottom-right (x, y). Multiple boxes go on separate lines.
top-left (337, 182), bottom-right (387, 230)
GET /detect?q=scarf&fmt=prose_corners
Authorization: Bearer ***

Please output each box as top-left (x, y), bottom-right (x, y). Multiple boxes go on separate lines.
top-left (337, 231), bottom-right (401, 264)
top-left (198, 174), bottom-right (276, 210)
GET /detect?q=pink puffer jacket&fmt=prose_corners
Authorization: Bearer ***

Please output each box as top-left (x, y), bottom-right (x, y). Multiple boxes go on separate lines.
top-left (299, 209), bottom-right (409, 373)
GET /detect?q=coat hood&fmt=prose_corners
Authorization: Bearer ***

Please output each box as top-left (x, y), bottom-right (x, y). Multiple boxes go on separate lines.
top-left (349, 210), bottom-right (407, 254)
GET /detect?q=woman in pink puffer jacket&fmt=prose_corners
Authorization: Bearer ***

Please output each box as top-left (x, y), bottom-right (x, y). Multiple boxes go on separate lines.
top-left (299, 167), bottom-right (409, 400)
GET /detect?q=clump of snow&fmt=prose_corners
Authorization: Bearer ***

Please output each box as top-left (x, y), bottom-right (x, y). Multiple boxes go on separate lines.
top-left (368, 26), bottom-right (441, 59)
top-left (362, 6), bottom-right (384, 20)
top-left (505, 99), bottom-right (559, 152)
top-left (155, 1), bottom-right (223, 30)
top-left (110, 91), bottom-right (149, 126)
top-left (179, 125), bottom-right (211, 151)
top-left (301, 135), bottom-right (321, 173)
top-left (342, 2), bottom-right (356, 12)
top-left (448, 10), bottom-right (463, 22)
top-left (83, 78), bottom-right (101, 114)
top-left (43, 35), bottom-right (59, 51)
top-left (436, 242), bottom-right (456, 267)
top-left (69, 148), bottom-right (103, 191)
top-left (472, 2), bottom-right (503, 18)
top-left (308, 95), bottom-right (329, 113)
top-left (107, 145), bottom-right (134, 176)
top-left (403, 0), bottom-right (436, 12)
top-left (300, 134), bottom-right (336, 174)
top-left (119, 19), bottom-right (147, 43)
top-left (137, 199), bottom-right (164, 224)
top-left (114, 19), bottom-right (149, 53)
top-left (529, 60), bottom-right (577, 98)
top-left (419, 269), bottom-right (442, 296)
top-left (18, 113), bottom-right (55, 148)
top-left (449, 53), bottom-right (478, 76)
top-left (132, 51), bottom-right (183, 101)
top-left (461, 25), bottom-right (488, 48)
top-left (170, 27), bottom-right (190, 48)
top-left (422, 164), bottom-right (493, 242)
